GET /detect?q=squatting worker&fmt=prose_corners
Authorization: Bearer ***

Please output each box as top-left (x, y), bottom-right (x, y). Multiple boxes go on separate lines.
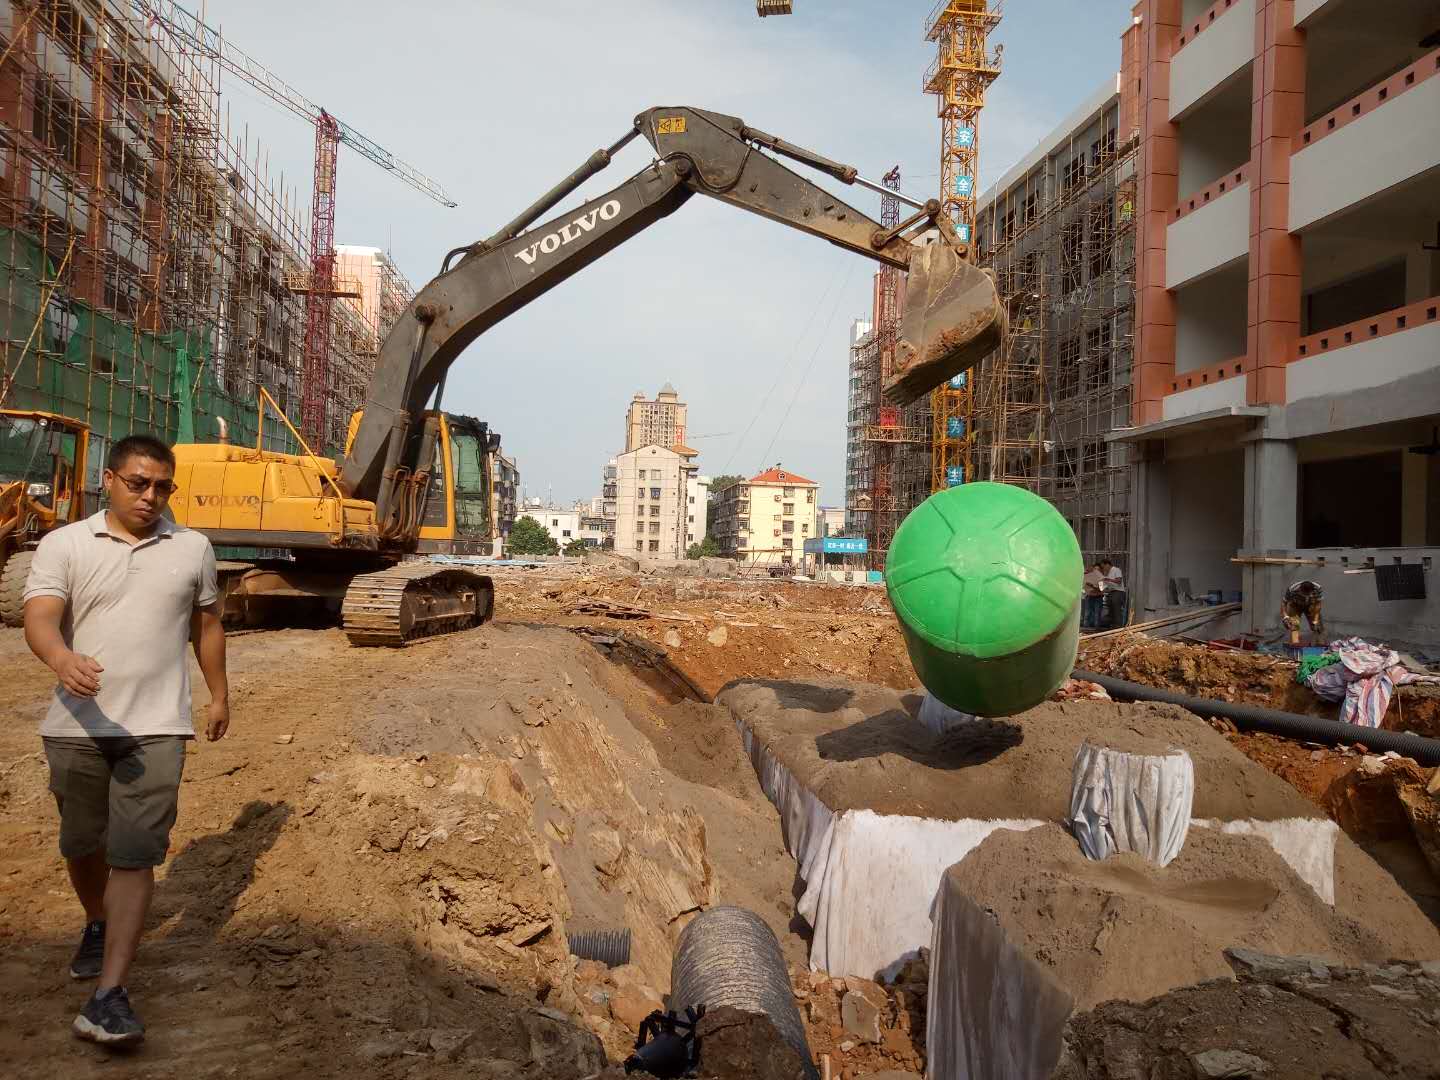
top-left (22, 433), bottom-right (228, 1048)
top-left (1281, 579), bottom-right (1324, 647)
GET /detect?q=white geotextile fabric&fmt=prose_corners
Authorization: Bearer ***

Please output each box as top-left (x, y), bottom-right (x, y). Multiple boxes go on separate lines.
top-left (927, 866), bottom-right (1074, 1080)
top-left (734, 712), bottom-right (1341, 986)
top-left (916, 692), bottom-right (978, 735)
top-left (737, 712), bottom-right (1045, 979)
top-left (1194, 817), bottom-right (1339, 905)
top-left (797, 810), bottom-right (1046, 981)
top-left (1067, 742), bottom-right (1195, 867)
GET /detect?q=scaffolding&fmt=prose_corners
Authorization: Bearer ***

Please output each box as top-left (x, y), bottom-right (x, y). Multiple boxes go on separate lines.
top-left (0, 0), bottom-right (403, 476)
top-left (924, 0), bottom-right (1001, 493)
top-left (842, 168), bottom-right (933, 569)
top-left (973, 96), bottom-right (1138, 568)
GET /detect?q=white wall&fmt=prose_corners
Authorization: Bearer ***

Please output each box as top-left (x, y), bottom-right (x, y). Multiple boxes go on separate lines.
top-left (1165, 182), bottom-right (1248, 289)
top-left (1291, 77), bottom-right (1440, 231)
top-left (1161, 375), bottom-right (1248, 421)
top-left (1169, 0), bottom-right (1256, 120)
top-left (1287, 320), bottom-right (1440, 408)
top-left (685, 475), bottom-right (710, 547)
top-left (1174, 266), bottom-right (1249, 375)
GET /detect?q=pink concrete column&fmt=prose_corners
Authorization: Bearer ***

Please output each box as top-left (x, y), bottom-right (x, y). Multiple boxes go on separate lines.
top-left (1246, 0), bottom-right (1305, 405)
top-left (1131, 0), bottom-right (1181, 427)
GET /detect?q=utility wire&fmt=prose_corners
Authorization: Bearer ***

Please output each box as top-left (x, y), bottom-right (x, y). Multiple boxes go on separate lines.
top-left (721, 257), bottom-right (848, 475)
top-left (755, 259), bottom-right (857, 474)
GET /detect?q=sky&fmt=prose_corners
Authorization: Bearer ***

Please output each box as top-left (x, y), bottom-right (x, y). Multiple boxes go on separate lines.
top-left (202, 0), bottom-right (1136, 507)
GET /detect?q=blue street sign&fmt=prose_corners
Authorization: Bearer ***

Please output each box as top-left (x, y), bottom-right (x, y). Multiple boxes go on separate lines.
top-left (949, 372), bottom-right (968, 389)
top-left (954, 126), bottom-right (975, 148)
top-left (952, 175), bottom-right (974, 198)
top-left (955, 223), bottom-right (972, 242)
top-left (803, 536), bottom-right (870, 555)
top-left (946, 417), bottom-right (966, 439)
top-left (945, 466), bottom-right (966, 487)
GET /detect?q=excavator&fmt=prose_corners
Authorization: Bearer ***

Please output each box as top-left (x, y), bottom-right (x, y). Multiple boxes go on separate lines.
top-left (167, 106), bottom-right (1005, 645)
top-left (0, 409), bottom-right (90, 626)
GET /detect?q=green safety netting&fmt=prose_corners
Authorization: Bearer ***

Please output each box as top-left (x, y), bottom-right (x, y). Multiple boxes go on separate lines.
top-left (0, 226), bottom-right (300, 456)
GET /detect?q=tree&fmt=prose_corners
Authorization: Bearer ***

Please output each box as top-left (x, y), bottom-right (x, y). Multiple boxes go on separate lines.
top-left (509, 515), bottom-right (559, 556)
top-left (708, 474), bottom-right (743, 496)
top-left (686, 534), bottom-right (720, 559)
top-left (563, 537), bottom-right (589, 557)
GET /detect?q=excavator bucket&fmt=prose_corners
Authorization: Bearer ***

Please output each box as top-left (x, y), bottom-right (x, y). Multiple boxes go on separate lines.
top-left (888, 241), bottom-right (1005, 405)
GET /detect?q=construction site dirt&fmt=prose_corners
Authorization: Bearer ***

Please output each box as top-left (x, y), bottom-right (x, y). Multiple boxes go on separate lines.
top-left (1, 561), bottom-right (1437, 1079)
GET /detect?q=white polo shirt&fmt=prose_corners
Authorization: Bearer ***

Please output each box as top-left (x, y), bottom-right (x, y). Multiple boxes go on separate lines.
top-left (24, 511), bottom-right (219, 738)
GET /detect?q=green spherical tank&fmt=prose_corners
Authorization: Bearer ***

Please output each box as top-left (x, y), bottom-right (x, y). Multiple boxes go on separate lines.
top-left (885, 482), bottom-right (1083, 717)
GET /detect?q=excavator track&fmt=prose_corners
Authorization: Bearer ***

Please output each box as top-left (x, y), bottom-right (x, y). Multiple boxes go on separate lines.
top-left (341, 562), bottom-right (494, 647)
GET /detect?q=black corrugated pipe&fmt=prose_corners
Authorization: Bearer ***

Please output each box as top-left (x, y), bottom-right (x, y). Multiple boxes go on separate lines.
top-left (669, 906), bottom-right (819, 1080)
top-left (1073, 669), bottom-right (1440, 767)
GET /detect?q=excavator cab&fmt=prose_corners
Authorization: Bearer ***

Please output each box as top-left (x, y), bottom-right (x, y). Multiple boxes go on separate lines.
top-left (416, 412), bottom-right (497, 556)
top-left (0, 409), bottom-right (90, 625)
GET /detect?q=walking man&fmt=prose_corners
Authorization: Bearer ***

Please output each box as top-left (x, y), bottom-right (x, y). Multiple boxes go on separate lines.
top-left (23, 433), bottom-right (227, 1047)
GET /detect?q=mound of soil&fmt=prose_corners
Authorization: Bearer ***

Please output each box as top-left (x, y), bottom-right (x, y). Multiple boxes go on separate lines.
top-left (1054, 951), bottom-right (1440, 1080)
top-left (1079, 635), bottom-right (1440, 738)
top-left (718, 678), bottom-right (1319, 823)
top-left (951, 824), bottom-right (1438, 1010)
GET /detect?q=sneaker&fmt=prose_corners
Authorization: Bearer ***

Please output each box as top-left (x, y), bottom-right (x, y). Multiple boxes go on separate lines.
top-left (69, 920), bottom-right (105, 980)
top-left (72, 986), bottom-right (145, 1046)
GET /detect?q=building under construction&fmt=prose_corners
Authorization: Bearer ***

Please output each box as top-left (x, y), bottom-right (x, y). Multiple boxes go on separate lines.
top-left (844, 172), bottom-right (933, 568)
top-left (0, 0), bottom-right (407, 489)
top-left (971, 74), bottom-right (1139, 571)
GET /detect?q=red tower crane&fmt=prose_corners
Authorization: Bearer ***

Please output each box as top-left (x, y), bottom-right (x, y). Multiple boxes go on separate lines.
top-left (139, 2), bottom-right (456, 448)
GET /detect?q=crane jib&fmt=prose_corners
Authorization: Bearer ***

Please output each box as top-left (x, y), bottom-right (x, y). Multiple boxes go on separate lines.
top-left (511, 200), bottom-right (623, 266)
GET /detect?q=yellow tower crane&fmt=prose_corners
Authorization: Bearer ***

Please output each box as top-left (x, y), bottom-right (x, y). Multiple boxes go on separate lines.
top-left (924, 0), bottom-right (1002, 492)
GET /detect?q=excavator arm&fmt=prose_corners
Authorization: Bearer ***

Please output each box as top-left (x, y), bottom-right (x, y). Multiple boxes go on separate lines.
top-left (340, 106), bottom-right (1004, 527)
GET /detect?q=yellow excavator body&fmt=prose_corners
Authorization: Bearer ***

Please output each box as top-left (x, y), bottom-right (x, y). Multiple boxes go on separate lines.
top-left (169, 408), bottom-right (496, 646)
top-left (0, 409), bottom-right (90, 625)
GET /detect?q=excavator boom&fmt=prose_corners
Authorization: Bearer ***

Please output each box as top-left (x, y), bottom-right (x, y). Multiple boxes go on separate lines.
top-left (170, 105), bottom-right (1004, 647)
top-left (341, 106), bottom-right (1003, 520)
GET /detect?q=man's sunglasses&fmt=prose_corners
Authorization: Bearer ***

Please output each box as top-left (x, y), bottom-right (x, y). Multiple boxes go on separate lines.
top-left (114, 473), bottom-right (177, 497)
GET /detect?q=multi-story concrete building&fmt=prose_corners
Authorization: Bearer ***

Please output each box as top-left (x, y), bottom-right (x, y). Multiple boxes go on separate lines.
top-left (0, 0), bottom-right (403, 459)
top-left (712, 466), bottom-right (819, 567)
top-left (536, 505), bottom-right (580, 549)
top-left (685, 474), bottom-right (710, 549)
top-left (819, 507), bottom-right (847, 538)
top-left (973, 74), bottom-right (1137, 572)
top-left (624, 383), bottom-right (687, 452)
top-left (492, 452), bottom-right (519, 541)
top-left (1118, 0), bottom-right (1440, 646)
top-left (615, 443), bottom-right (697, 560)
top-left (334, 245), bottom-right (414, 353)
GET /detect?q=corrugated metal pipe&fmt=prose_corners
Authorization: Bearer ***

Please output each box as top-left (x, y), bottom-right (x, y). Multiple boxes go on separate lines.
top-left (1072, 669), bottom-right (1440, 767)
top-left (669, 906), bottom-right (819, 1080)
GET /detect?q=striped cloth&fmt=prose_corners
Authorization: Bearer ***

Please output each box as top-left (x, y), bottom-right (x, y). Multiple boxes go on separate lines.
top-left (1303, 636), bottom-right (1440, 729)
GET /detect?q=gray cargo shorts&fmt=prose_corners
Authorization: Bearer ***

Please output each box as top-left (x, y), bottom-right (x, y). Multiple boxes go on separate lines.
top-left (42, 735), bottom-right (189, 868)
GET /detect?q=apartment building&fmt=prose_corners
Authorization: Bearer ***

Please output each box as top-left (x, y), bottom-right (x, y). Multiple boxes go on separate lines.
top-left (685, 474), bottom-right (710, 549)
top-left (819, 507), bottom-right (846, 537)
top-left (615, 443), bottom-right (696, 560)
top-left (711, 467), bottom-right (819, 567)
top-left (492, 452), bottom-right (519, 541)
top-left (1119, 0), bottom-right (1440, 646)
top-left (624, 383), bottom-right (688, 452)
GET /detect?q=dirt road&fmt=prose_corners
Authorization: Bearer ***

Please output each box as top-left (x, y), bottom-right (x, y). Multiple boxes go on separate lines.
top-left (0, 570), bottom-right (822, 1078)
